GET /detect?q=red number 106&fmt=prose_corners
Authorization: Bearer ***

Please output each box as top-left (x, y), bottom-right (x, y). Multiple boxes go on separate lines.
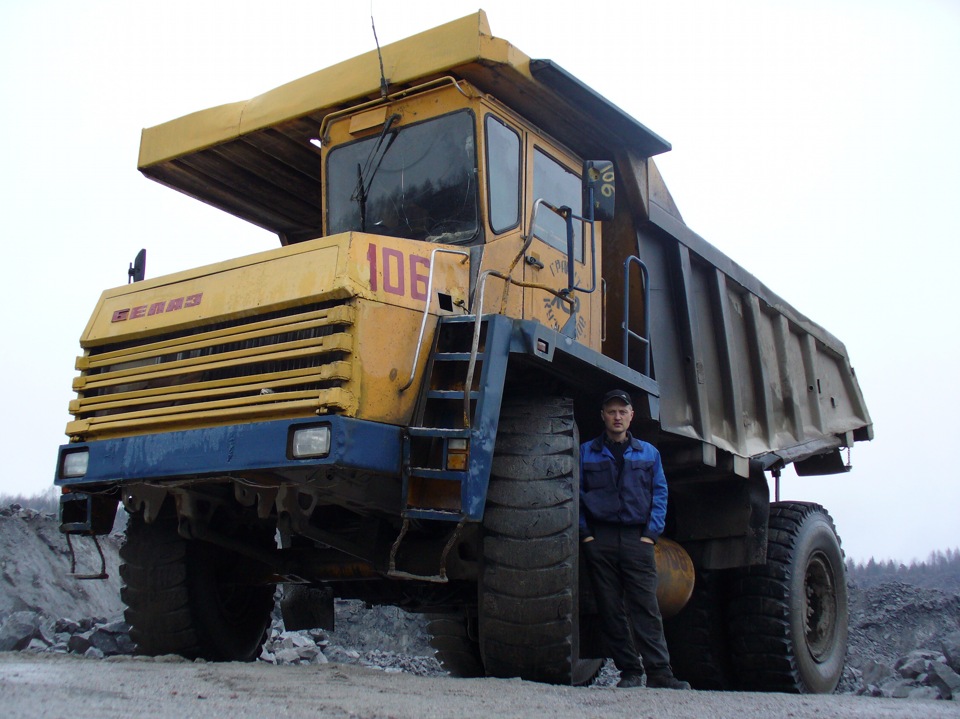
top-left (366, 243), bottom-right (430, 301)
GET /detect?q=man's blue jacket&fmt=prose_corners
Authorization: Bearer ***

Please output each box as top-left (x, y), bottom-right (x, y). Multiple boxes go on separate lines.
top-left (579, 433), bottom-right (668, 542)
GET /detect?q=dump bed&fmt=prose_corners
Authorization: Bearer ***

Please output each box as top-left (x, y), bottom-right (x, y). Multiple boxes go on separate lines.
top-left (604, 161), bottom-right (872, 478)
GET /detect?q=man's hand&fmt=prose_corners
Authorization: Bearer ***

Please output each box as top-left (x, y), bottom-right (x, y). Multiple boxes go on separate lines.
top-left (582, 536), bottom-right (595, 543)
top-left (640, 537), bottom-right (655, 545)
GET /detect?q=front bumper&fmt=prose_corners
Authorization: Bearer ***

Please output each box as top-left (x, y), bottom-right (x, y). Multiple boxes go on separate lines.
top-left (54, 416), bottom-right (403, 487)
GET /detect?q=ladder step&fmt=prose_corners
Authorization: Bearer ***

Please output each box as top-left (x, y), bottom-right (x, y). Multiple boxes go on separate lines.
top-left (408, 427), bottom-right (470, 438)
top-left (401, 508), bottom-right (464, 522)
top-left (432, 352), bottom-right (479, 361)
top-left (408, 467), bottom-right (468, 482)
top-left (427, 390), bottom-right (479, 400)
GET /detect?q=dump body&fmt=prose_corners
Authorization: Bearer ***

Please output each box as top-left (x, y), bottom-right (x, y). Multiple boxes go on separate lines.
top-left (604, 175), bottom-right (872, 472)
top-left (55, 11), bottom-right (870, 691)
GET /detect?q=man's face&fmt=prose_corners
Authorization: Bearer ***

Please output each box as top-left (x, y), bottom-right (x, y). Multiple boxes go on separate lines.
top-left (601, 400), bottom-right (634, 439)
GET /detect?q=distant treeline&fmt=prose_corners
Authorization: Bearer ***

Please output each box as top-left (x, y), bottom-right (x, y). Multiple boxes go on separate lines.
top-left (847, 549), bottom-right (960, 594)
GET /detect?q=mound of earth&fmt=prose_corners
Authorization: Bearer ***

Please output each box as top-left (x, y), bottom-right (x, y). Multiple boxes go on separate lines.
top-left (0, 507), bottom-right (122, 620)
top-left (841, 580), bottom-right (960, 698)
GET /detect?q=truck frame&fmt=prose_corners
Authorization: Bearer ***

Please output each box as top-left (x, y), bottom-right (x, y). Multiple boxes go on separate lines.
top-left (55, 12), bottom-right (871, 693)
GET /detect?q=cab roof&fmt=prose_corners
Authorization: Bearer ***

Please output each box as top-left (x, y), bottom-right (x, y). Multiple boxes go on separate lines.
top-left (138, 11), bottom-right (670, 243)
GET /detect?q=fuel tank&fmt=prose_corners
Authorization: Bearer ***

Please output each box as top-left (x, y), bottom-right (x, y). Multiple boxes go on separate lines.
top-left (654, 537), bottom-right (695, 618)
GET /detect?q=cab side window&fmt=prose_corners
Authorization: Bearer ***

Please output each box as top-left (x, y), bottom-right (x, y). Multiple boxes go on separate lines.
top-left (484, 115), bottom-right (521, 234)
top-left (532, 148), bottom-right (583, 262)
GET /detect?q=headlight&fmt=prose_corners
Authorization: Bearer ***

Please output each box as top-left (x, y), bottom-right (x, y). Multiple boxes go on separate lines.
top-left (61, 450), bottom-right (89, 478)
top-left (291, 426), bottom-right (331, 458)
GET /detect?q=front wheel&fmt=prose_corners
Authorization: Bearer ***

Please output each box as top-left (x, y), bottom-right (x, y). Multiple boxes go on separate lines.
top-left (120, 513), bottom-right (275, 662)
top-left (478, 395), bottom-right (602, 685)
top-left (726, 502), bottom-right (848, 693)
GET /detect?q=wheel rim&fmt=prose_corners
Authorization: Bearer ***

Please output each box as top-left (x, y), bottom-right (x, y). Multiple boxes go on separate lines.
top-left (803, 550), bottom-right (838, 662)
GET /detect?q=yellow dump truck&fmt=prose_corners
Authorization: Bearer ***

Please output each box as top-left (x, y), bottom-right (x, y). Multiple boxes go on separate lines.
top-left (55, 12), bottom-right (872, 692)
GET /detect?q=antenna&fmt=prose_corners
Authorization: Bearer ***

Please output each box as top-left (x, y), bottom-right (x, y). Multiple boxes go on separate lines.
top-left (371, 11), bottom-right (388, 98)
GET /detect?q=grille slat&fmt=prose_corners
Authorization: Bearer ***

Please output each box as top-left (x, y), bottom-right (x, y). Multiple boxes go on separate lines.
top-left (66, 390), bottom-right (356, 438)
top-left (79, 305), bottom-right (354, 369)
top-left (77, 333), bottom-right (352, 391)
top-left (71, 361), bottom-right (352, 413)
top-left (68, 300), bottom-right (356, 440)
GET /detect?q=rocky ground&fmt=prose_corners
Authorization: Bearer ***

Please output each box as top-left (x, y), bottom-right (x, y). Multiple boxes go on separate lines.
top-left (1, 505), bottom-right (959, 702)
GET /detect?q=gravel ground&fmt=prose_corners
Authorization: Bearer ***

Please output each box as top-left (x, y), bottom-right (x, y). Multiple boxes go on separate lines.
top-left (3, 652), bottom-right (958, 719)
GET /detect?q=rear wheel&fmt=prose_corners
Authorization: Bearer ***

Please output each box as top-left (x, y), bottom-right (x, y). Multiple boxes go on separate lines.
top-left (726, 502), bottom-right (848, 693)
top-left (478, 395), bottom-right (602, 685)
top-left (663, 569), bottom-right (734, 690)
top-left (120, 513), bottom-right (275, 661)
top-left (426, 611), bottom-right (484, 677)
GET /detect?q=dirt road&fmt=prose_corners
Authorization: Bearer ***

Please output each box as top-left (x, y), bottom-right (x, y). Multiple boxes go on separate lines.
top-left (2, 653), bottom-right (956, 719)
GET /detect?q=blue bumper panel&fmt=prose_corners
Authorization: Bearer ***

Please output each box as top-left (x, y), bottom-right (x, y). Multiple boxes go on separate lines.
top-left (55, 416), bottom-right (403, 486)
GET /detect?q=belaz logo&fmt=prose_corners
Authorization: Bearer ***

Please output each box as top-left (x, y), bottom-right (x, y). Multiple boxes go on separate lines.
top-left (111, 293), bottom-right (203, 323)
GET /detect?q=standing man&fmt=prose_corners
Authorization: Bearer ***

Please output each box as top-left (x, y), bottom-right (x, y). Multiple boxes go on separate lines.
top-left (579, 389), bottom-right (690, 690)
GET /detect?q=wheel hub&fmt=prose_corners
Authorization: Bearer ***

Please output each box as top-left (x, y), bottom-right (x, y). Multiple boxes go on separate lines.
top-left (803, 551), bottom-right (837, 662)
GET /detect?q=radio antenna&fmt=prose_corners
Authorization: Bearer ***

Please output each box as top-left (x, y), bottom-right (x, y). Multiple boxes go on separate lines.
top-left (371, 11), bottom-right (388, 99)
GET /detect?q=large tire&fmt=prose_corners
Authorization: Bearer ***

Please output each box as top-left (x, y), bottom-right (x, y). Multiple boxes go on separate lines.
top-left (426, 611), bottom-right (484, 678)
top-left (478, 395), bottom-right (603, 685)
top-left (663, 569), bottom-right (734, 690)
top-left (120, 513), bottom-right (274, 662)
top-left (726, 502), bottom-right (848, 693)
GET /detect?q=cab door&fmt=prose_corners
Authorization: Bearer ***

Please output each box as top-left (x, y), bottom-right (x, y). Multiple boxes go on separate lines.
top-left (522, 145), bottom-right (599, 349)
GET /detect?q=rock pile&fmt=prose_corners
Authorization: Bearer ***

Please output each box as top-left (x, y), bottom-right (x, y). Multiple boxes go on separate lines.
top-left (0, 508), bottom-right (123, 620)
top-left (0, 603), bottom-right (443, 675)
top-left (853, 645), bottom-right (960, 700)
top-left (0, 504), bottom-right (42, 519)
top-left (257, 598), bottom-right (442, 676)
top-left (840, 581), bottom-right (960, 699)
top-left (0, 611), bottom-right (132, 658)
top-left (260, 627), bottom-right (443, 676)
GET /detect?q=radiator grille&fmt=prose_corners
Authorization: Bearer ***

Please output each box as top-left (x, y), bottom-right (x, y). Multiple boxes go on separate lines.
top-left (67, 301), bottom-right (356, 440)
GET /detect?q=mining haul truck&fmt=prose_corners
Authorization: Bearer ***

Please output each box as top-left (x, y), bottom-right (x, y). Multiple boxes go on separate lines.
top-left (55, 12), bottom-right (872, 693)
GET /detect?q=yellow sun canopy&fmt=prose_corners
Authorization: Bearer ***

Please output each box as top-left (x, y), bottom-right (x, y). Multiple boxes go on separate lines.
top-left (138, 11), bottom-right (669, 243)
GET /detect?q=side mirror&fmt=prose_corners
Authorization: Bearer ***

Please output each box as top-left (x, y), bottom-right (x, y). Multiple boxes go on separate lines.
top-left (582, 160), bottom-right (615, 222)
top-left (128, 249), bottom-right (146, 283)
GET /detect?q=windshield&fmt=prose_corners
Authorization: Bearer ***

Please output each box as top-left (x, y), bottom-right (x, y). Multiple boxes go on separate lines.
top-left (327, 110), bottom-right (479, 244)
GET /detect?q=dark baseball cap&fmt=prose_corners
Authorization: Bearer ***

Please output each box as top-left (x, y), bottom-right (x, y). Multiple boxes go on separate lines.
top-left (602, 389), bottom-right (632, 407)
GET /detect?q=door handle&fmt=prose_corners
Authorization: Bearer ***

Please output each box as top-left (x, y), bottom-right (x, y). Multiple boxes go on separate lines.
top-left (524, 255), bottom-right (544, 270)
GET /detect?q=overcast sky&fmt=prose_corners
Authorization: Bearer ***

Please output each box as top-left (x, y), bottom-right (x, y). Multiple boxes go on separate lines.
top-left (1, 1), bottom-right (957, 564)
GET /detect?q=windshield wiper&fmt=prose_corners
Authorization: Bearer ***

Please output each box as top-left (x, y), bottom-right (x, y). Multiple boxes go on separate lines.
top-left (350, 113), bottom-right (401, 232)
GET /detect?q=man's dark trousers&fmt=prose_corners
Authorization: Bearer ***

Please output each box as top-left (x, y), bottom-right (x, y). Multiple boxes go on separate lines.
top-left (583, 523), bottom-right (671, 677)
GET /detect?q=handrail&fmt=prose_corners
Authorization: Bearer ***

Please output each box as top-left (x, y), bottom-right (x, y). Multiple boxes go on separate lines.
top-left (528, 198), bottom-right (597, 295)
top-left (457, 198), bottom-right (595, 426)
top-left (399, 247), bottom-right (469, 392)
top-left (623, 255), bottom-right (651, 376)
top-left (463, 269), bottom-right (575, 427)
top-left (600, 277), bottom-right (607, 343)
